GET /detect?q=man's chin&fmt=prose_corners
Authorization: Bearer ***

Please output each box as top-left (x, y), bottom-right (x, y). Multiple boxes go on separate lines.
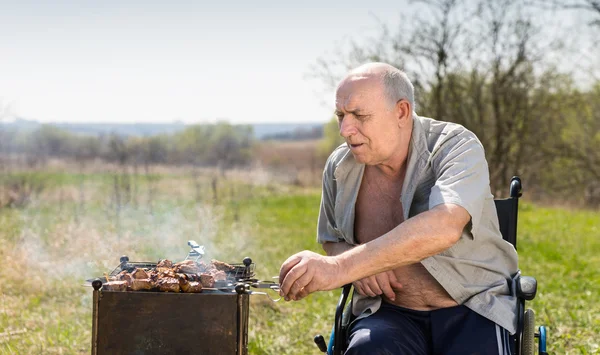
top-left (350, 152), bottom-right (368, 164)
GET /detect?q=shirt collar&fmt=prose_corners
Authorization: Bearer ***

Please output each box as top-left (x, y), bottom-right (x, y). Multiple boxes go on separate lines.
top-left (400, 114), bottom-right (430, 216)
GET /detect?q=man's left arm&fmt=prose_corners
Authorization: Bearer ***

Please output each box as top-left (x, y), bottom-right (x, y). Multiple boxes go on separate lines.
top-left (280, 132), bottom-right (489, 299)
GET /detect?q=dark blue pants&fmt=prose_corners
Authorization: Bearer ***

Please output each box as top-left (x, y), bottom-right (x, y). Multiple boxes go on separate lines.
top-left (346, 303), bottom-right (514, 355)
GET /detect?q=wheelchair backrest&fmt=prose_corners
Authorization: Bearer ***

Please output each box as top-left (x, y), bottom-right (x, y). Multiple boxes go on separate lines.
top-left (493, 176), bottom-right (522, 249)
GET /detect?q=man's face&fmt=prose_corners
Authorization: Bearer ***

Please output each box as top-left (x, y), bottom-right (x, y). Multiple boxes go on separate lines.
top-left (334, 76), bottom-right (403, 165)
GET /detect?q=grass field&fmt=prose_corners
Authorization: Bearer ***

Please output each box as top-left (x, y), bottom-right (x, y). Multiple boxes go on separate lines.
top-left (0, 171), bottom-right (598, 354)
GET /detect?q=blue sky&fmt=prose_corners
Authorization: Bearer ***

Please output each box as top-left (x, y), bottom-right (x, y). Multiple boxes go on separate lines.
top-left (0, 1), bottom-right (595, 124)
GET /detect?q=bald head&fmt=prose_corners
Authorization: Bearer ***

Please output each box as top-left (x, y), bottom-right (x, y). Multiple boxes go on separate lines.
top-left (339, 62), bottom-right (415, 111)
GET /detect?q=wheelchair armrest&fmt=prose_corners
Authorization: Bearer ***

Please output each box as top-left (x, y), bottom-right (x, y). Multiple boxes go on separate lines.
top-left (516, 275), bottom-right (537, 301)
top-left (333, 284), bottom-right (353, 355)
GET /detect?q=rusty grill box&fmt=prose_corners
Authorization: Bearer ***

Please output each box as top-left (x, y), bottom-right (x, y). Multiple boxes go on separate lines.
top-left (91, 288), bottom-right (249, 355)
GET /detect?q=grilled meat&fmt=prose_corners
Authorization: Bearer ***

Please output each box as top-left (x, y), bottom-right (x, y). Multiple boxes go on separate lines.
top-left (131, 268), bottom-right (149, 279)
top-left (154, 267), bottom-right (176, 278)
top-left (102, 281), bottom-right (128, 292)
top-left (120, 273), bottom-right (134, 286)
top-left (130, 278), bottom-right (153, 291)
top-left (211, 259), bottom-right (235, 272)
top-left (101, 258), bottom-right (243, 293)
top-left (156, 259), bottom-right (173, 268)
top-left (156, 277), bottom-right (180, 292)
top-left (179, 278), bottom-right (203, 293)
top-left (186, 281), bottom-right (203, 293)
top-left (199, 274), bottom-right (215, 288)
top-left (213, 270), bottom-right (227, 281)
top-left (174, 260), bottom-right (202, 274)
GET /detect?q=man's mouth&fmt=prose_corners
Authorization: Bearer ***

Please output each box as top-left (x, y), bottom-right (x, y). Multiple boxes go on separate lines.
top-left (349, 143), bottom-right (363, 149)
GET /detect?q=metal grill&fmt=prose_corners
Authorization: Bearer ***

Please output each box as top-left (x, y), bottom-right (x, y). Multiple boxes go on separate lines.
top-left (108, 256), bottom-right (256, 282)
top-left (89, 240), bottom-right (279, 354)
top-left (107, 240), bottom-right (256, 282)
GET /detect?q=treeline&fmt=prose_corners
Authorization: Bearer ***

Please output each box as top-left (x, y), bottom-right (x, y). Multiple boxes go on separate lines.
top-left (0, 122), bottom-right (257, 209)
top-left (316, 0), bottom-right (600, 207)
top-left (0, 122), bottom-right (254, 170)
top-left (262, 126), bottom-right (324, 141)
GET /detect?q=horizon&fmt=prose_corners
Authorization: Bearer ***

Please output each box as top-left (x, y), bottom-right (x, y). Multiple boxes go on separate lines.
top-left (0, 116), bottom-right (326, 126)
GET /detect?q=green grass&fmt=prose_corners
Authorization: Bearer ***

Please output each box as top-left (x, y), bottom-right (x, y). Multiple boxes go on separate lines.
top-left (517, 204), bottom-right (600, 354)
top-left (0, 172), bottom-right (598, 354)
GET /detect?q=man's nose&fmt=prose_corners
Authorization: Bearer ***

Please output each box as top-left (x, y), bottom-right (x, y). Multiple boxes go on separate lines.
top-left (339, 117), bottom-right (357, 138)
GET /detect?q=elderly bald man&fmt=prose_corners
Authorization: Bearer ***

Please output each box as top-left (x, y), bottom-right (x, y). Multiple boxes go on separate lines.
top-left (279, 63), bottom-right (518, 354)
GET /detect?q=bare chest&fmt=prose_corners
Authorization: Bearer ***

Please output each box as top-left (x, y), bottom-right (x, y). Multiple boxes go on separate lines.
top-left (352, 170), bottom-right (457, 309)
top-left (354, 174), bottom-right (404, 244)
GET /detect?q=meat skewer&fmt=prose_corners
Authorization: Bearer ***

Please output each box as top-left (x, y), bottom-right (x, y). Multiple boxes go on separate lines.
top-left (102, 258), bottom-right (244, 293)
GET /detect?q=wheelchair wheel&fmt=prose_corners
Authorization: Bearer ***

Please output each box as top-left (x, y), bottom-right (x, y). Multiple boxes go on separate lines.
top-left (522, 309), bottom-right (535, 355)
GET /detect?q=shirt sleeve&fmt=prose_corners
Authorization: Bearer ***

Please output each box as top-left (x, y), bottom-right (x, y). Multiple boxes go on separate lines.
top-left (317, 156), bottom-right (342, 244)
top-left (428, 130), bottom-right (491, 235)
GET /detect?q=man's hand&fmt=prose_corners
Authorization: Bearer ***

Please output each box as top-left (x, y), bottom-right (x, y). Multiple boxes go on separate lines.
top-left (353, 270), bottom-right (403, 301)
top-left (279, 250), bottom-right (342, 301)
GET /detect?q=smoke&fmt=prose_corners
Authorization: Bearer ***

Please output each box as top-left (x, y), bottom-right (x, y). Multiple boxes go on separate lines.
top-left (7, 201), bottom-right (251, 294)
top-left (1, 166), bottom-right (301, 299)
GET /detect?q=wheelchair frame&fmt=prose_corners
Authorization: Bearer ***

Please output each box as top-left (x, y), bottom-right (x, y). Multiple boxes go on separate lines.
top-left (314, 176), bottom-right (549, 355)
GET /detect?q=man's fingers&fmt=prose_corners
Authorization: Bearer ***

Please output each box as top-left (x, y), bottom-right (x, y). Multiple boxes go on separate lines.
top-left (367, 278), bottom-right (383, 296)
top-left (377, 277), bottom-right (396, 300)
top-left (292, 278), bottom-right (313, 301)
top-left (279, 260), bottom-right (307, 297)
top-left (287, 270), bottom-right (312, 300)
top-left (383, 271), bottom-right (402, 290)
top-left (353, 281), bottom-right (366, 296)
top-left (279, 254), bottom-right (302, 283)
top-left (296, 284), bottom-right (311, 300)
top-left (355, 278), bottom-right (383, 297)
top-left (360, 280), bottom-right (377, 297)
top-left (386, 271), bottom-right (403, 290)
top-left (390, 280), bottom-right (403, 290)
top-left (354, 273), bottom-right (401, 300)
top-left (278, 251), bottom-right (341, 301)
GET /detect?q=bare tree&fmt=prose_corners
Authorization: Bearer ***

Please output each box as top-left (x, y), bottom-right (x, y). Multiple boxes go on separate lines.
top-left (544, 83), bottom-right (600, 206)
top-left (471, 1), bottom-right (538, 193)
top-left (548, 0), bottom-right (600, 24)
top-left (401, 0), bottom-right (467, 120)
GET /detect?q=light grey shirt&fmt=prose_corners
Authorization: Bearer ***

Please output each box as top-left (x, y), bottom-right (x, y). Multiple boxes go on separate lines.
top-left (317, 114), bottom-right (519, 334)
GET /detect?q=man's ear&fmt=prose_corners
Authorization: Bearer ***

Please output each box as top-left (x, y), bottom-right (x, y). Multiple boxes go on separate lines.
top-left (396, 99), bottom-right (412, 128)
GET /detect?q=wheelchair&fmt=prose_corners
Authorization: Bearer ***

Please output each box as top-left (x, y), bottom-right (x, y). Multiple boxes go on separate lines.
top-left (314, 176), bottom-right (548, 355)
